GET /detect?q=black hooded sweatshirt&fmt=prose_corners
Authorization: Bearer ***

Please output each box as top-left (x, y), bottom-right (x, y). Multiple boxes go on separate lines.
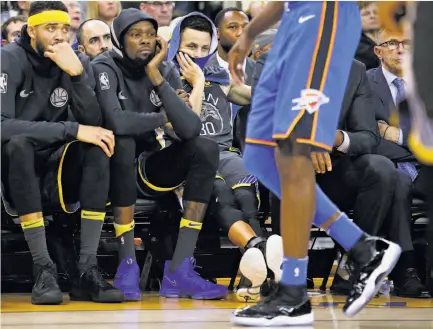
top-left (0, 25), bottom-right (101, 146)
top-left (91, 9), bottom-right (200, 143)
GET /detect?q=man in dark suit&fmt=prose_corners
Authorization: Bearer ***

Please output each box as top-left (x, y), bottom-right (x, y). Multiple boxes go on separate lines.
top-left (314, 60), bottom-right (397, 254)
top-left (367, 28), bottom-right (427, 194)
top-left (366, 28), bottom-right (429, 297)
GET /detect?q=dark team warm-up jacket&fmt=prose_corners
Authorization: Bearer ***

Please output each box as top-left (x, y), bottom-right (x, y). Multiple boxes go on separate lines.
top-left (91, 50), bottom-right (201, 147)
top-left (0, 28), bottom-right (102, 148)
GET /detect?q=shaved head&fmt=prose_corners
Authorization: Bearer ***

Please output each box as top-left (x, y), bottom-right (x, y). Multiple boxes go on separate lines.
top-left (77, 19), bottom-right (112, 59)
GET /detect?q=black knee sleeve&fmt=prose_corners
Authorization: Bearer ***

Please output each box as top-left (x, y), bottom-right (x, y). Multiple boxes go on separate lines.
top-left (233, 185), bottom-right (262, 236)
top-left (80, 144), bottom-right (110, 211)
top-left (182, 136), bottom-right (219, 204)
top-left (3, 136), bottom-right (42, 215)
top-left (213, 178), bottom-right (243, 233)
top-left (109, 137), bottom-right (137, 207)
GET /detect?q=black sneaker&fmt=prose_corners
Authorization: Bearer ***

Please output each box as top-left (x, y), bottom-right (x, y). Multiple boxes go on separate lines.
top-left (31, 263), bottom-right (63, 305)
top-left (69, 264), bottom-right (124, 303)
top-left (343, 236), bottom-right (401, 317)
top-left (231, 283), bottom-right (314, 327)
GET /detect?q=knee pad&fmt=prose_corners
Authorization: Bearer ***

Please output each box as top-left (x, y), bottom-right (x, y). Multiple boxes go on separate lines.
top-left (233, 181), bottom-right (260, 215)
top-left (213, 178), bottom-right (244, 232)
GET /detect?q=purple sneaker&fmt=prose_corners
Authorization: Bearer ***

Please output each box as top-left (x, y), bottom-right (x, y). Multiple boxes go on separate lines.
top-left (160, 257), bottom-right (228, 300)
top-left (114, 257), bottom-right (141, 301)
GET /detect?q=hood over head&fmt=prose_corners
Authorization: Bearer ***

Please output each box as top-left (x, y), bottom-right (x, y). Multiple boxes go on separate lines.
top-left (111, 8), bottom-right (158, 57)
top-left (166, 12), bottom-right (218, 69)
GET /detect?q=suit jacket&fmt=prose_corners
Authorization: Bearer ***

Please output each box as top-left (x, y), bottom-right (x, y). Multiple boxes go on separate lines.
top-left (335, 59), bottom-right (380, 158)
top-left (366, 67), bottom-right (414, 162)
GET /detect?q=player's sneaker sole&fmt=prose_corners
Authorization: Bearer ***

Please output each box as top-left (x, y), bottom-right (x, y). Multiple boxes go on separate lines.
top-left (344, 241), bottom-right (402, 317)
top-left (266, 235), bottom-right (283, 282)
top-left (236, 248), bottom-right (267, 303)
top-left (230, 312), bottom-right (314, 327)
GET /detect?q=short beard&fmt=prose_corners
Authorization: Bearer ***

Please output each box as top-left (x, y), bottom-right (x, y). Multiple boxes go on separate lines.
top-left (220, 40), bottom-right (232, 54)
top-left (128, 50), bottom-right (156, 67)
top-left (35, 40), bottom-right (46, 57)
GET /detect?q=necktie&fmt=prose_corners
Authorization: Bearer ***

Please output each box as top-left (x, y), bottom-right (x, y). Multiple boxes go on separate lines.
top-left (392, 78), bottom-right (406, 105)
top-left (397, 162), bottom-right (418, 182)
top-left (392, 78), bottom-right (417, 181)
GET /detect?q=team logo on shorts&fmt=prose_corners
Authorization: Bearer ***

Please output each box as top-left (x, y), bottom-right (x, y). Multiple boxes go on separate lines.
top-left (0, 73), bottom-right (8, 94)
top-left (99, 72), bottom-right (110, 90)
top-left (50, 88), bottom-right (68, 107)
top-left (150, 89), bottom-right (162, 107)
top-left (291, 89), bottom-right (330, 114)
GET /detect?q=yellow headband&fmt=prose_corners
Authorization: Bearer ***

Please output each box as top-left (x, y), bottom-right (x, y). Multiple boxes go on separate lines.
top-left (28, 10), bottom-right (71, 27)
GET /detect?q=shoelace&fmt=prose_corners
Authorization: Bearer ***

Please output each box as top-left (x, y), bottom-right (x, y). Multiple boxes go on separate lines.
top-left (86, 265), bottom-right (112, 289)
top-left (348, 250), bottom-right (381, 298)
top-left (189, 258), bottom-right (214, 288)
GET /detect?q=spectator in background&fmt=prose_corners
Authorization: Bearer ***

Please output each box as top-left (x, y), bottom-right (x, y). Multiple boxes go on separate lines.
top-left (214, 8), bottom-right (254, 81)
top-left (1, 16), bottom-right (26, 46)
top-left (87, 1), bottom-right (121, 26)
top-left (16, 1), bottom-right (30, 18)
top-left (63, 1), bottom-right (81, 45)
top-left (139, 1), bottom-right (174, 27)
top-left (77, 19), bottom-right (112, 59)
top-left (355, 1), bottom-right (381, 70)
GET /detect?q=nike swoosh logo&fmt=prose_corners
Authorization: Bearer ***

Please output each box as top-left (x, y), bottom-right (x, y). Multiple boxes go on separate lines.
top-left (20, 90), bottom-right (33, 98)
top-left (164, 276), bottom-right (177, 286)
top-left (188, 223), bottom-right (201, 227)
top-left (118, 91), bottom-right (127, 100)
top-left (82, 213), bottom-right (101, 217)
top-left (299, 15), bottom-right (315, 24)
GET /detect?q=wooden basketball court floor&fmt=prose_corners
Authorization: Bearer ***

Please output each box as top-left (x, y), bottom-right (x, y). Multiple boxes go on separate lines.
top-left (2, 278), bottom-right (433, 329)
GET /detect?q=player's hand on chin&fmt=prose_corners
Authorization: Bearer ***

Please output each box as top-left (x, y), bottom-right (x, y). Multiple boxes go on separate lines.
top-left (176, 52), bottom-right (204, 87)
top-left (44, 42), bottom-right (83, 76)
top-left (145, 37), bottom-right (168, 86)
top-left (311, 152), bottom-right (332, 174)
top-left (228, 33), bottom-right (253, 85)
top-left (76, 125), bottom-right (115, 158)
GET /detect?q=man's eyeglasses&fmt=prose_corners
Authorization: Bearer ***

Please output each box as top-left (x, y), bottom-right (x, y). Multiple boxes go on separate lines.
top-left (378, 39), bottom-right (412, 50)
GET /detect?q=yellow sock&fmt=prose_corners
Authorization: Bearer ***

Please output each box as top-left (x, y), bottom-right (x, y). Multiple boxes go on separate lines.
top-left (113, 220), bottom-right (135, 238)
top-left (21, 217), bottom-right (44, 230)
top-left (179, 218), bottom-right (202, 230)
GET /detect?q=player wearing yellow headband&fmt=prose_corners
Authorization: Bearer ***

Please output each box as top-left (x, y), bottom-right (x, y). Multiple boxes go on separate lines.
top-left (1, 1), bottom-right (123, 305)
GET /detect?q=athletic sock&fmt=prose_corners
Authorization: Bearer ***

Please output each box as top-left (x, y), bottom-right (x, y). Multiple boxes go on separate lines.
top-left (79, 210), bottom-right (105, 265)
top-left (326, 213), bottom-right (364, 252)
top-left (22, 217), bottom-right (52, 266)
top-left (314, 186), bottom-right (364, 251)
top-left (170, 218), bottom-right (202, 272)
top-left (114, 220), bottom-right (136, 261)
top-left (281, 256), bottom-right (308, 286)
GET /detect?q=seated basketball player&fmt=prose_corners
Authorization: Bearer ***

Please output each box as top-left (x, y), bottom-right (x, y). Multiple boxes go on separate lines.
top-left (165, 12), bottom-right (283, 303)
top-left (77, 19), bottom-right (112, 60)
top-left (1, 1), bottom-right (123, 305)
top-left (91, 8), bottom-right (228, 301)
